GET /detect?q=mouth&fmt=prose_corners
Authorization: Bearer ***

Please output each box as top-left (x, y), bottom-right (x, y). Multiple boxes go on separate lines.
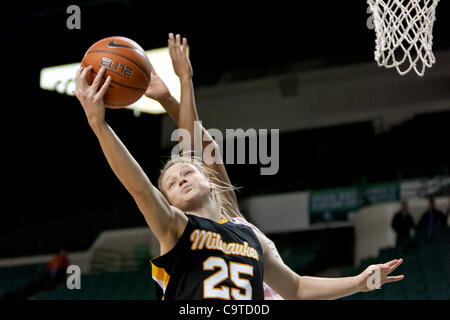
top-left (182, 184), bottom-right (192, 193)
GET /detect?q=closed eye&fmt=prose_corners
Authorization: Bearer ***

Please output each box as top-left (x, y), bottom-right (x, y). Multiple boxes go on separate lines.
top-left (183, 170), bottom-right (192, 176)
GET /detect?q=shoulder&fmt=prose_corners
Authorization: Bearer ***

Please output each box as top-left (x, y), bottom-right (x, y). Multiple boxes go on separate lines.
top-left (159, 206), bottom-right (188, 255)
top-left (230, 217), bottom-right (262, 233)
top-left (170, 205), bottom-right (189, 234)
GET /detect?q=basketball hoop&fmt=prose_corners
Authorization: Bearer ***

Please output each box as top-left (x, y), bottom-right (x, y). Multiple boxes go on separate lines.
top-left (367, 0), bottom-right (440, 76)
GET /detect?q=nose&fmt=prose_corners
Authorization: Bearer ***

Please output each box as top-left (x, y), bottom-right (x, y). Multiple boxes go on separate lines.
top-left (179, 178), bottom-right (188, 187)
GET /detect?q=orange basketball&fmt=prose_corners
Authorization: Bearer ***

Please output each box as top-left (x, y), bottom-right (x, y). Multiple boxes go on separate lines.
top-left (81, 36), bottom-right (151, 108)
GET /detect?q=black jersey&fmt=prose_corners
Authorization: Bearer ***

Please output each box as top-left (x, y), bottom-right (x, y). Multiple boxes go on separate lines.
top-left (151, 213), bottom-right (264, 300)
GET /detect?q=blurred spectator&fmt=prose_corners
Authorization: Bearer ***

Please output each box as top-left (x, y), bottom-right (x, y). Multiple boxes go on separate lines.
top-left (418, 197), bottom-right (447, 235)
top-left (1, 249), bottom-right (70, 300)
top-left (391, 200), bottom-right (417, 254)
top-left (44, 249), bottom-right (70, 289)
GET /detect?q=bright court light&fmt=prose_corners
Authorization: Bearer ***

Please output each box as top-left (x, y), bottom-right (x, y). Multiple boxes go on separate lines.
top-left (39, 47), bottom-right (185, 115)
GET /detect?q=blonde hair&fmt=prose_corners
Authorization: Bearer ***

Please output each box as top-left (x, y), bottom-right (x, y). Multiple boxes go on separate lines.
top-left (157, 155), bottom-right (244, 219)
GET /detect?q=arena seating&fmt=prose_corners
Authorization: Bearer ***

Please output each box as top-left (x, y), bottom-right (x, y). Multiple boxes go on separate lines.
top-left (33, 268), bottom-right (157, 300)
top-left (2, 229), bottom-right (448, 300)
top-left (339, 229), bottom-right (450, 300)
top-left (0, 264), bottom-right (46, 297)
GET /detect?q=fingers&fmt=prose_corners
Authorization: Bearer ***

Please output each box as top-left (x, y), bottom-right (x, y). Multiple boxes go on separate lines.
top-left (75, 65), bottom-right (92, 91)
top-left (91, 66), bottom-right (106, 92)
top-left (386, 275), bottom-right (404, 283)
top-left (73, 66), bottom-right (82, 98)
top-left (75, 66), bottom-right (83, 79)
top-left (75, 64), bottom-right (110, 92)
top-left (80, 65), bottom-right (92, 82)
top-left (168, 33), bottom-right (175, 57)
top-left (386, 259), bottom-right (398, 266)
top-left (181, 37), bottom-right (188, 54)
top-left (385, 259), bottom-right (400, 268)
top-left (386, 259), bottom-right (403, 274)
top-left (168, 32), bottom-right (188, 54)
top-left (389, 259), bottom-right (403, 273)
top-left (95, 75), bottom-right (111, 100)
top-left (168, 32), bottom-right (192, 78)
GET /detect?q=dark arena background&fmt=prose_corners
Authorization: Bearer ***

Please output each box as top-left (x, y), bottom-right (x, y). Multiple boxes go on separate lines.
top-left (0, 0), bottom-right (449, 313)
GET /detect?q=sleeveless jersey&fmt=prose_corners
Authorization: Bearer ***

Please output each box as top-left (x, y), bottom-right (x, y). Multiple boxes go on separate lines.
top-left (151, 214), bottom-right (264, 300)
top-left (230, 217), bottom-right (284, 300)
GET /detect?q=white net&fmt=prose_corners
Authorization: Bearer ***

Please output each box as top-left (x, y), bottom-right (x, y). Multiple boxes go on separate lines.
top-left (367, 0), bottom-right (440, 76)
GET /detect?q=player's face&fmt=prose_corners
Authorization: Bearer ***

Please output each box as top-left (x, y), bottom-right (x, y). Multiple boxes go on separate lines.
top-left (162, 163), bottom-right (212, 210)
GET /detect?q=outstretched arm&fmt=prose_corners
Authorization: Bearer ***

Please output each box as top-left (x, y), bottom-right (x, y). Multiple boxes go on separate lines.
top-left (145, 33), bottom-right (239, 213)
top-left (260, 232), bottom-right (404, 300)
top-left (73, 65), bottom-right (187, 251)
top-left (168, 33), bottom-right (200, 155)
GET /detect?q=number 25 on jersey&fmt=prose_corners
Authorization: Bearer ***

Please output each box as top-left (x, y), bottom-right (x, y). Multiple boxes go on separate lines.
top-left (203, 256), bottom-right (253, 300)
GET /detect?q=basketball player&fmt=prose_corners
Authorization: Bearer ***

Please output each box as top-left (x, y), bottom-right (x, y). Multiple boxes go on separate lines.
top-left (145, 33), bottom-right (284, 300)
top-left (73, 33), bottom-right (404, 300)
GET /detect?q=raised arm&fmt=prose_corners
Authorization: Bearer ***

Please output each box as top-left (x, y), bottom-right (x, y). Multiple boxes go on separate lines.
top-left (145, 33), bottom-right (239, 214)
top-left (168, 33), bottom-right (200, 155)
top-left (73, 65), bottom-right (187, 253)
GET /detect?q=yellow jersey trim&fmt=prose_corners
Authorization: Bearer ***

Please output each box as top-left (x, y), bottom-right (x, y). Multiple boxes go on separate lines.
top-left (151, 262), bottom-right (170, 293)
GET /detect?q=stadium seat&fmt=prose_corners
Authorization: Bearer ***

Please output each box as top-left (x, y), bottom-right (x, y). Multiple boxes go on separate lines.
top-left (340, 228), bottom-right (449, 300)
top-left (32, 268), bottom-right (157, 300)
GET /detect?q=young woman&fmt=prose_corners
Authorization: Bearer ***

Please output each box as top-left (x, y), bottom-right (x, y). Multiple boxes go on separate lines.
top-left (73, 33), bottom-right (404, 300)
